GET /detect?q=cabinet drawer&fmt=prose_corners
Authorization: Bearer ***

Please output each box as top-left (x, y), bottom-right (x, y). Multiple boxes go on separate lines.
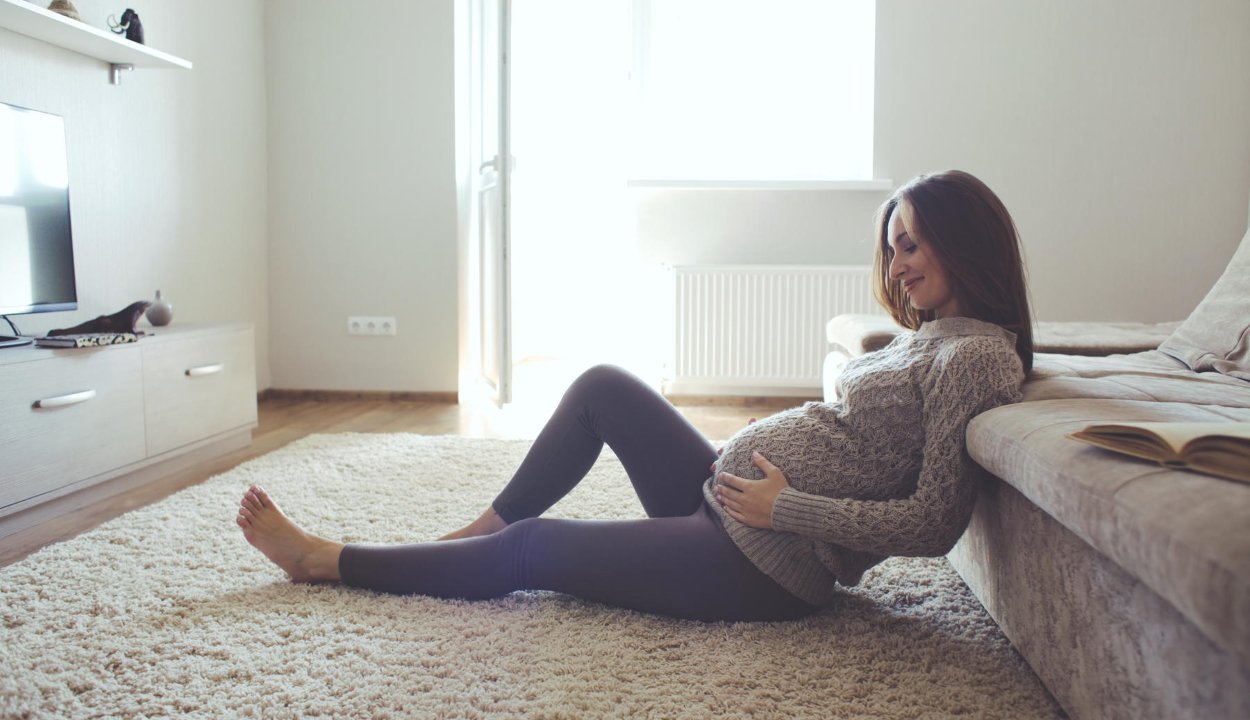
top-left (0, 347), bottom-right (147, 512)
top-left (142, 328), bottom-right (258, 457)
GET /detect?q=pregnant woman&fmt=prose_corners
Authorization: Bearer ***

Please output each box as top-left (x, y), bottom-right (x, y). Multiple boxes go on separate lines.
top-left (238, 169), bottom-right (1033, 622)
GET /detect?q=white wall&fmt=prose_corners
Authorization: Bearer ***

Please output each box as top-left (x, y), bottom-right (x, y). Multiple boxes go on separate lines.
top-left (264, 0), bottom-right (458, 393)
top-left (635, 0), bottom-right (1250, 323)
top-left (6, 1), bottom-right (1243, 398)
top-left (0, 0), bottom-right (271, 384)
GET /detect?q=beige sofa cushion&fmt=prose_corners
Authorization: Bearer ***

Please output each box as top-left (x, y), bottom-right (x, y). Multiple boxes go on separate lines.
top-left (1026, 351), bottom-right (1250, 407)
top-left (1159, 227), bottom-right (1250, 381)
top-left (967, 398), bottom-right (1250, 667)
top-left (1032, 320), bottom-right (1180, 356)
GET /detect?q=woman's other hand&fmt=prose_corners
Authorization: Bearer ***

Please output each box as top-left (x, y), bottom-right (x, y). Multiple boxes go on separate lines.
top-left (711, 418), bottom-right (755, 471)
top-left (715, 452), bottom-right (789, 529)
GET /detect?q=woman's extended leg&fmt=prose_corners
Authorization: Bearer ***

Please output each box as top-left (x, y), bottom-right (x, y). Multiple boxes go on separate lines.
top-left (446, 364), bottom-right (719, 540)
top-left (240, 486), bottom-right (813, 621)
top-left (347, 503), bottom-right (815, 622)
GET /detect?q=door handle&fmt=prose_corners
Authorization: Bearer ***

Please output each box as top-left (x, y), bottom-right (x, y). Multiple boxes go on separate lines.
top-left (480, 155), bottom-right (498, 173)
top-left (34, 389), bottom-right (97, 409)
top-left (186, 363), bottom-right (225, 377)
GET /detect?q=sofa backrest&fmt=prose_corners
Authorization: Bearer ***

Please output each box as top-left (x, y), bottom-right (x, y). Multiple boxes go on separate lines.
top-left (1158, 226), bottom-right (1250, 381)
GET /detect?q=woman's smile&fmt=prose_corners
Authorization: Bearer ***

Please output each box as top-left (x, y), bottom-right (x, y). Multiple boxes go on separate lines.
top-left (886, 201), bottom-right (962, 319)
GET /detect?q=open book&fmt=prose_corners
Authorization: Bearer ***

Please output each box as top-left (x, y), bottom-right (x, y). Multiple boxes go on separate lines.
top-left (1068, 422), bottom-right (1250, 484)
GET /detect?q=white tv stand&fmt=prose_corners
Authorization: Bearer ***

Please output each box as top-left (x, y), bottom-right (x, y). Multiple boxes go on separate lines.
top-left (0, 323), bottom-right (257, 538)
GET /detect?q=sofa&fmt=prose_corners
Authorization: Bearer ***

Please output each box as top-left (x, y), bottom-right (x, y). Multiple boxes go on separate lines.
top-left (823, 229), bottom-right (1250, 720)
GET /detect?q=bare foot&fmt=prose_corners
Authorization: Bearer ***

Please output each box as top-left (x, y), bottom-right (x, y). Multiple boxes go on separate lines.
top-left (437, 506), bottom-right (507, 541)
top-left (236, 486), bottom-right (343, 583)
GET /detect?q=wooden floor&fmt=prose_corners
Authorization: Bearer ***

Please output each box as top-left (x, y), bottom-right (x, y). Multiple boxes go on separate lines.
top-left (0, 396), bottom-right (802, 569)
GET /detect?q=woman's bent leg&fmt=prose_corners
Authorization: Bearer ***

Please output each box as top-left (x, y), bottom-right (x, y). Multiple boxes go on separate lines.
top-left (340, 502), bottom-right (816, 622)
top-left (491, 365), bottom-right (718, 524)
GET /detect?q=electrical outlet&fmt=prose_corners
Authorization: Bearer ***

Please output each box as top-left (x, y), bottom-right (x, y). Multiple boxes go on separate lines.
top-left (348, 316), bottom-right (397, 336)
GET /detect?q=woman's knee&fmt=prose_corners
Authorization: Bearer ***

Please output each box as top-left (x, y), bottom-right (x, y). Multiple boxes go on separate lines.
top-left (575, 363), bottom-right (631, 386)
top-left (499, 516), bottom-right (540, 536)
top-left (493, 517), bottom-right (568, 587)
top-left (566, 364), bottom-right (639, 400)
top-left (495, 517), bottom-right (562, 558)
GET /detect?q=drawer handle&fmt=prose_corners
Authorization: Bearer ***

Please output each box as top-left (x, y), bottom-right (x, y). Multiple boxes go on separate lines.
top-left (186, 363), bottom-right (225, 377)
top-left (34, 389), bottom-right (97, 409)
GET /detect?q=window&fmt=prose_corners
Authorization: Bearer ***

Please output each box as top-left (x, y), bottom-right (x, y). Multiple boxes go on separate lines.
top-left (629, 0), bottom-right (876, 183)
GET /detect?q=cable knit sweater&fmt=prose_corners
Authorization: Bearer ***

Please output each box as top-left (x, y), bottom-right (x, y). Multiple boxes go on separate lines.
top-left (704, 316), bottom-right (1024, 606)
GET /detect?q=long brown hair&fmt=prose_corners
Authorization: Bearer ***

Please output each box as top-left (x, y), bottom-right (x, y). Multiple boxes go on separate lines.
top-left (871, 170), bottom-right (1034, 371)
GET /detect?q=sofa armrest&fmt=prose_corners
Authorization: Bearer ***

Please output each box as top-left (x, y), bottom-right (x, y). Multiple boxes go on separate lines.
top-left (826, 314), bottom-right (906, 357)
top-left (825, 315), bottom-right (1185, 359)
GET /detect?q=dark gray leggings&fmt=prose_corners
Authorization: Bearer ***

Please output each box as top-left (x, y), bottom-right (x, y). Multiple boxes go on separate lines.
top-left (338, 364), bottom-right (818, 622)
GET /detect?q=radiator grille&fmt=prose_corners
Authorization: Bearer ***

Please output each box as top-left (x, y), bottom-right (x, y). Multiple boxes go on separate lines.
top-left (670, 265), bottom-right (884, 392)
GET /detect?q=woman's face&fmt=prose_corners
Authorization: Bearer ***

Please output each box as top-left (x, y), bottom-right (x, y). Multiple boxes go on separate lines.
top-left (886, 202), bottom-right (963, 319)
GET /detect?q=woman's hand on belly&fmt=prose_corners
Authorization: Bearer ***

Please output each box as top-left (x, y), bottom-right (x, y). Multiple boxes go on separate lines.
top-left (715, 452), bottom-right (790, 529)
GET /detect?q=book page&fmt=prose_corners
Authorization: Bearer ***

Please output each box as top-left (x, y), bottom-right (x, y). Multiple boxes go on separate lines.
top-left (1185, 444), bottom-right (1250, 483)
top-left (1081, 422), bottom-right (1250, 453)
top-left (1070, 422), bottom-right (1250, 484)
top-left (1068, 427), bottom-right (1173, 462)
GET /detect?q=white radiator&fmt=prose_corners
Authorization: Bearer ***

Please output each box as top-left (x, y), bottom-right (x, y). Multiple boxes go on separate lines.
top-left (667, 265), bottom-right (885, 395)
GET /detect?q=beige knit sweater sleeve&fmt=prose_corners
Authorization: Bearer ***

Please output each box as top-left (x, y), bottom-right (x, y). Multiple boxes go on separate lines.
top-left (769, 337), bottom-right (1024, 557)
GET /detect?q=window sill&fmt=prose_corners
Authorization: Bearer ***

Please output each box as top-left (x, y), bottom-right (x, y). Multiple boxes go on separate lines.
top-left (627, 179), bottom-right (893, 191)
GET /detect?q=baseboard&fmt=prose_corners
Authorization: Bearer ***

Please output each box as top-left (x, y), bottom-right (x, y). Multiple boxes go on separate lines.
top-left (662, 382), bottom-right (824, 399)
top-left (257, 388), bottom-right (807, 409)
top-left (664, 394), bottom-right (822, 409)
top-left (259, 388), bottom-right (458, 404)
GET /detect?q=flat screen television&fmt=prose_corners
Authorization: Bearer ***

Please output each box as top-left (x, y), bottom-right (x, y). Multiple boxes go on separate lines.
top-left (0, 101), bottom-right (77, 347)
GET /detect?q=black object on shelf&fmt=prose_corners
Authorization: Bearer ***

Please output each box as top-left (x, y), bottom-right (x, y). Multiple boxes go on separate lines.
top-left (108, 8), bottom-right (144, 44)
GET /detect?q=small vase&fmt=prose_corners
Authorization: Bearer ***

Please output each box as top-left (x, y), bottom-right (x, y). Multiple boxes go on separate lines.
top-left (146, 290), bottom-right (174, 326)
top-left (46, 1), bottom-right (82, 22)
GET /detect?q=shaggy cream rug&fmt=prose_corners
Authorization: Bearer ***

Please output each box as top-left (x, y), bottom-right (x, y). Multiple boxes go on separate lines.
top-left (1, 434), bottom-right (1064, 719)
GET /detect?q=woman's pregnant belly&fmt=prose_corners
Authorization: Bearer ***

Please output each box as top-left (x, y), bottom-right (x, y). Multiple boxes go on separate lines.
top-left (713, 406), bottom-right (847, 496)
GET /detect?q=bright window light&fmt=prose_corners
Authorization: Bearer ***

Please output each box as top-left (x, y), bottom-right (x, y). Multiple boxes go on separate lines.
top-left (630, 0), bottom-right (876, 182)
top-left (0, 107), bottom-right (15, 197)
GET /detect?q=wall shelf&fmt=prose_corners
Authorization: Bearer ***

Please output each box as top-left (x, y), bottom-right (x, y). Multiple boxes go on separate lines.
top-left (0, 0), bottom-right (191, 82)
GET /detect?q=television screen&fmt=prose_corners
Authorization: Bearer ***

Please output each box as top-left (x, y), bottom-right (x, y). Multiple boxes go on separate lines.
top-left (0, 101), bottom-right (77, 316)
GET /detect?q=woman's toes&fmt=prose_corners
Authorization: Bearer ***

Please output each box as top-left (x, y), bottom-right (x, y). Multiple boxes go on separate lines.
top-left (243, 489), bottom-right (268, 513)
top-left (252, 487), bottom-right (272, 507)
